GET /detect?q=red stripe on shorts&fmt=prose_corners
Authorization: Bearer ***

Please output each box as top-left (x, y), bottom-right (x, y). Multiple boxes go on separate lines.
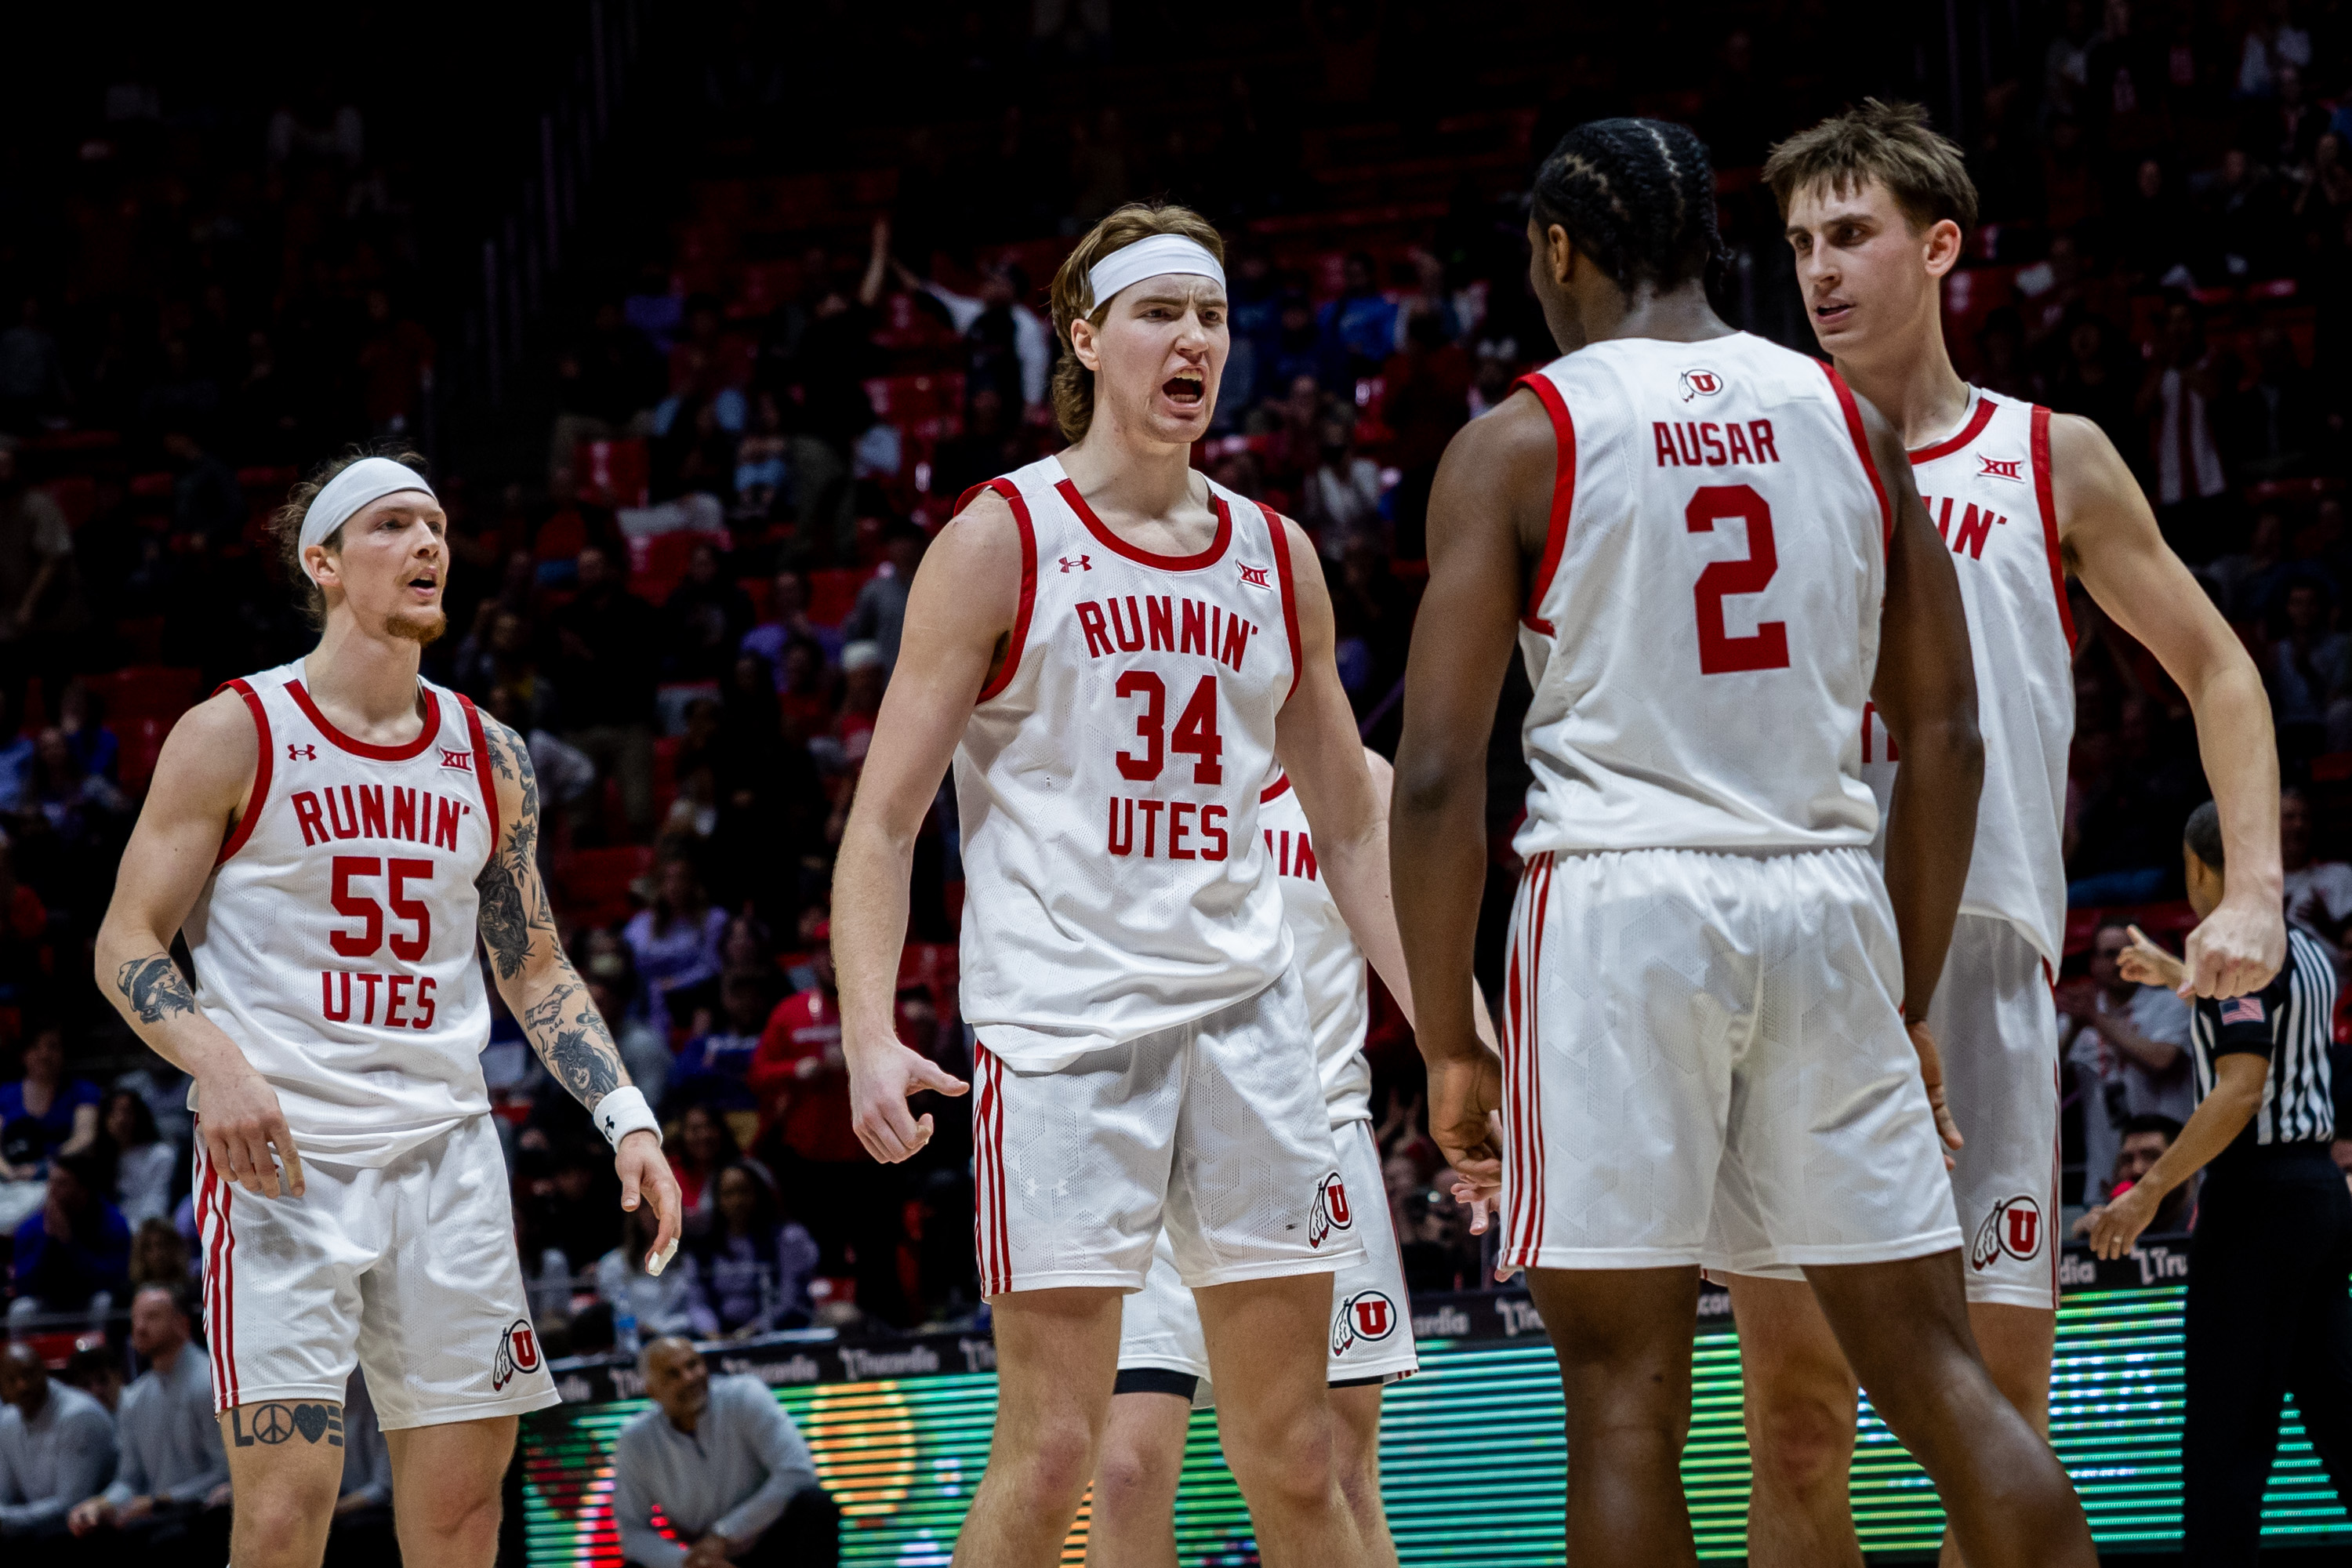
top-left (197, 1147), bottom-right (225, 1402)
top-left (216, 1161), bottom-right (240, 1406)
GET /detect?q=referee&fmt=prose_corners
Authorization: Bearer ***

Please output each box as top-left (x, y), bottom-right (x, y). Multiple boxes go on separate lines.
top-left (2085, 801), bottom-right (2352, 1563)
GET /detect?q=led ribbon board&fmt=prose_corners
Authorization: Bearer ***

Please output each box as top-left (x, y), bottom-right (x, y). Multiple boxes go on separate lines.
top-left (521, 1248), bottom-right (2352, 1563)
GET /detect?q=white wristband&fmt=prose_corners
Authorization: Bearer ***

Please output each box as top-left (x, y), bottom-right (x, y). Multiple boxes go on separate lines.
top-left (593, 1086), bottom-right (661, 1151)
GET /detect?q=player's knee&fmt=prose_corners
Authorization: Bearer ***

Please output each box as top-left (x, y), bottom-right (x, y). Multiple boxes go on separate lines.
top-left (1228, 1414), bottom-right (1338, 1515)
top-left (233, 1487), bottom-right (331, 1566)
top-left (1094, 1436), bottom-right (1180, 1513)
top-left (401, 1475), bottom-right (503, 1546)
top-left (1749, 1390), bottom-right (1857, 1496)
top-left (1004, 1420), bottom-right (1097, 1515)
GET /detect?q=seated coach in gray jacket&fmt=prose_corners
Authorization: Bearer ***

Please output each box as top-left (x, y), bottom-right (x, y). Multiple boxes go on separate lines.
top-left (615, 1338), bottom-right (838, 1567)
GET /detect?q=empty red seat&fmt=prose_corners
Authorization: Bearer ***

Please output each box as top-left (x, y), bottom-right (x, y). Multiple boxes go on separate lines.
top-left (89, 666), bottom-right (203, 724)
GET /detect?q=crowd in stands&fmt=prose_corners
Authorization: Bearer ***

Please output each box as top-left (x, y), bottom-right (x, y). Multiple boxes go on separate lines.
top-left (4, 3), bottom-right (2352, 1363)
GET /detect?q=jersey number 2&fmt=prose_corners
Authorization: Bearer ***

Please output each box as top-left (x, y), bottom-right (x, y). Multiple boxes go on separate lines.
top-left (1686, 484), bottom-right (1790, 675)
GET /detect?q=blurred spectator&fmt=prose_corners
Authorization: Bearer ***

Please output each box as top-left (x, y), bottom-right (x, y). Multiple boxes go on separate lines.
top-left (668, 1103), bottom-right (743, 1235)
top-left (1, 1027), bottom-right (101, 1181)
top-left (60, 1347), bottom-right (121, 1415)
top-left (10, 1150), bottom-right (129, 1323)
top-left (126, 1216), bottom-right (193, 1292)
top-left (613, 1338), bottom-right (838, 1568)
top-left (2265, 577), bottom-right (2350, 751)
top-left (0, 439), bottom-right (85, 716)
top-left (1300, 417), bottom-right (1384, 558)
top-left (55, 684), bottom-right (118, 787)
top-left (66, 1283), bottom-right (227, 1558)
top-left (739, 569), bottom-right (840, 674)
top-left (897, 257), bottom-right (1051, 413)
top-left (931, 384), bottom-right (1031, 503)
top-left (672, 971), bottom-right (772, 1112)
top-left (1397, 1173), bottom-right (1481, 1294)
top-left (2074, 1112), bottom-right (2196, 1233)
top-left (688, 1162), bottom-right (820, 1336)
top-left (0, 692), bottom-right (33, 811)
top-left (579, 935), bottom-right (673, 1121)
top-left (528, 1141), bottom-right (623, 1281)
top-left (775, 640), bottom-right (836, 744)
top-left (596, 1201), bottom-right (715, 1341)
top-left (2235, 0), bottom-right (2311, 99)
top-left (553, 544), bottom-right (661, 839)
top-left (2049, 312), bottom-right (2141, 461)
top-left (356, 289), bottom-right (434, 441)
top-left (2136, 299), bottom-right (2233, 555)
top-left (485, 684), bottom-right (599, 833)
top-left (840, 530), bottom-right (925, 671)
top-left (625, 858), bottom-right (728, 1044)
top-left (665, 544), bottom-right (757, 684)
top-left (2281, 786), bottom-right (2352, 948)
top-left (102, 1090), bottom-right (175, 1226)
top-left (2064, 920), bottom-right (2197, 1191)
top-left (1317, 252), bottom-right (1398, 387)
top-left (826, 642), bottom-right (887, 768)
top-left (159, 430), bottom-right (244, 549)
top-left (0, 303), bottom-right (65, 434)
top-left (0, 1341), bottom-right (115, 1553)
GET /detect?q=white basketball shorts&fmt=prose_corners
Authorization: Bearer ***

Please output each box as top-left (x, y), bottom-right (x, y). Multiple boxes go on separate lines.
top-left (1119, 1118), bottom-right (1418, 1392)
top-left (194, 1110), bottom-right (558, 1430)
top-left (972, 965), bottom-right (1363, 1296)
top-left (1494, 846), bottom-right (1961, 1274)
top-left (1731, 913), bottom-right (2061, 1308)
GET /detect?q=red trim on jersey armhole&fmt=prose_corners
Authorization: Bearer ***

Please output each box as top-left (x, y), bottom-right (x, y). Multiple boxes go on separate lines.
top-left (1512, 375), bottom-right (1577, 635)
top-left (285, 680), bottom-right (445, 761)
top-left (973, 478), bottom-right (1036, 705)
top-left (1818, 361), bottom-right (1894, 554)
top-left (1265, 503), bottom-right (1305, 700)
top-left (212, 680), bottom-right (273, 866)
top-left (1261, 772), bottom-right (1292, 804)
top-left (1058, 477), bottom-right (1233, 572)
top-left (458, 694), bottom-right (501, 869)
top-left (1906, 394), bottom-right (1996, 464)
top-left (2030, 405), bottom-right (2078, 651)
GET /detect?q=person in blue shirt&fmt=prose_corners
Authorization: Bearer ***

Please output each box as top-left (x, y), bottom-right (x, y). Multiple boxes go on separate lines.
top-left (670, 974), bottom-right (771, 1113)
top-left (1316, 252), bottom-right (1399, 387)
top-left (0, 1025), bottom-right (101, 1181)
top-left (9, 1150), bottom-right (130, 1323)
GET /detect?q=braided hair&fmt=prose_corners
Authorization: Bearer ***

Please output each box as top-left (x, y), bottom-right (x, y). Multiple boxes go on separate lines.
top-left (1530, 118), bottom-right (1726, 293)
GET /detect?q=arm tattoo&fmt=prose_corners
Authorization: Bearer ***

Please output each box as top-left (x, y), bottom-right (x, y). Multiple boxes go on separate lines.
top-left (116, 953), bottom-right (196, 1025)
top-left (474, 717), bottom-right (557, 980)
top-left (521, 976), bottom-right (625, 1106)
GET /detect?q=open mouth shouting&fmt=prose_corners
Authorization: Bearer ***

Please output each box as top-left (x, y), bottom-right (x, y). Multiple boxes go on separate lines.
top-left (1162, 369), bottom-right (1207, 410)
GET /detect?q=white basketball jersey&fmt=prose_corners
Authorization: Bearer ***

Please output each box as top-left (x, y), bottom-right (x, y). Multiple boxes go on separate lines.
top-left (952, 456), bottom-right (1301, 1067)
top-left (1513, 333), bottom-right (1891, 856)
top-left (1860, 390), bottom-right (2074, 964)
top-left (1258, 773), bottom-right (1372, 1126)
top-left (183, 661), bottom-right (497, 1167)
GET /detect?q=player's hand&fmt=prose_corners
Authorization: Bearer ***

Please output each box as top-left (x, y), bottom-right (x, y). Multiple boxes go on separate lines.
top-left (847, 1034), bottom-right (968, 1163)
top-left (1451, 1110), bottom-right (1505, 1230)
top-left (1425, 1052), bottom-right (1503, 1204)
top-left (196, 1058), bottom-right (305, 1198)
top-left (2118, 924), bottom-right (2189, 993)
top-left (615, 1130), bottom-right (682, 1275)
top-left (2180, 894), bottom-right (2285, 1000)
top-left (1906, 1018), bottom-right (1963, 1166)
top-left (2084, 1181), bottom-right (2161, 1260)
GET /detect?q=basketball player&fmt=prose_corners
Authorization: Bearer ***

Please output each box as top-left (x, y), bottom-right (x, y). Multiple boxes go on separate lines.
top-left (1722, 103), bottom-right (2285, 1568)
top-left (1088, 748), bottom-right (1490, 1568)
top-left (836, 204), bottom-right (1414, 1567)
top-left (1391, 119), bottom-right (2096, 1567)
top-left (93, 452), bottom-right (681, 1568)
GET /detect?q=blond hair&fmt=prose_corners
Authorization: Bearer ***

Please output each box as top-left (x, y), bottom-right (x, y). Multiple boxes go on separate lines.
top-left (269, 445), bottom-right (430, 629)
top-left (1762, 100), bottom-right (1979, 233)
top-left (1047, 202), bottom-right (1227, 442)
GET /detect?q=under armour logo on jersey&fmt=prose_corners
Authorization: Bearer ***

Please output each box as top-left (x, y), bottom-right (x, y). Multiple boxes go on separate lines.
top-left (1977, 454), bottom-right (2027, 481)
top-left (286, 742), bottom-right (317, 761)
top-left (1058, 555), bottom-right (1092, 572)
top-left (441, 748), bottom-right (473, 771)
top-left (1236, 563), bottom-right (1273, 589)
top-left (1679, 368), bottom-right (1723, 401)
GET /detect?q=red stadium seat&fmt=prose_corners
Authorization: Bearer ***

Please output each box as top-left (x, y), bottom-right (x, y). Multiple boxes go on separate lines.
top-left (862, 372), bottom-right (964, 423)
top-left (555, 846), bottom-right (654, 929)
top-left (805, 568), bottom-right (873, 628)
top-left (89, 666), bottom-right (204, 724)
top-left (43, 475), bottom-right (96, 529)
top-left (576, 439), bottom-right (651, 508)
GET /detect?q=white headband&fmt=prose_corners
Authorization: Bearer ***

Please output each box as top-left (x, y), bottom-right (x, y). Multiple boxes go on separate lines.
top-left (300, 458), bottom-right (437, 552)
top-left (1086, 234), bottom-right (1225, 313)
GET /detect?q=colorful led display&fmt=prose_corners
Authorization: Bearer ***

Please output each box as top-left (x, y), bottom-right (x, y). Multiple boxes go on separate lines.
top-left (519, 1286), bottom-right (2350, 1563)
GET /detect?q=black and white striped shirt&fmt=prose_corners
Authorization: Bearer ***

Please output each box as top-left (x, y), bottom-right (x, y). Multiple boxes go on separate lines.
top-left (2189, 925), bottom-right (2338, 1170)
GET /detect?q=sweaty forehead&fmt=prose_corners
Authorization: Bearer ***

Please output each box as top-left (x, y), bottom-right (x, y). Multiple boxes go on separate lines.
top-left (1785, 173), bottom-right (1907, 229)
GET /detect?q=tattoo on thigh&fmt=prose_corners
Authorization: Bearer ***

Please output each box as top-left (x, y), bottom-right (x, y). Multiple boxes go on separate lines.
top-left (230, 1401), bottom-right (344, 1448)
